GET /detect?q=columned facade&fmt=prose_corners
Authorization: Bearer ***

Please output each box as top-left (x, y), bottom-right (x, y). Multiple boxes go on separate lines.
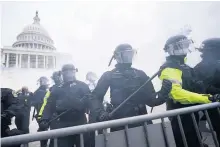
top-left (2, 52), bottom-right (56, 69)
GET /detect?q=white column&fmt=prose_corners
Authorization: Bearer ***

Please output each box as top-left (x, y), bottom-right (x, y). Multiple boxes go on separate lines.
top-left (53, 56), bottom-right (56, 68)
top-left (36, 55), bottom-right (38, 68)
top-left (16, 54), bottom-right (19, 68)
top-left (6, 53), bottom-right (9, 68)
top-left (1, 53), bottom-right (5, 66)
top-left (28, 54), bottom-right (30, 68)
top-left (19, 54), bottom-right (22, 68)
top-left (44, 56), bottom-right (46, 69)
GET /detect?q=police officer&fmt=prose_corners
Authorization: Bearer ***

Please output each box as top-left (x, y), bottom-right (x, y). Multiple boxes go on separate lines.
top-left (38, 71), bottom-right (63, 119)
top-left (38, 71), bottom-right (63, 147)
top-left (32, 76), bottom-right (50, 118)
top-left (31, 76), bottom-right (50, 147)
top-left (15, 86), bottom-right (32, 134)
top-left (1, 88), bottom-right (24, 147)
top-left (159, 35), bottom-right (220, 147)
top-left (194, 38), bottom-right (220, 143)
top-left (49, 71), bottom-right (63, 147)
top-left (39, 64), bottom-right (91, 147)
top-left (90, 43), bottom-right (172, 130)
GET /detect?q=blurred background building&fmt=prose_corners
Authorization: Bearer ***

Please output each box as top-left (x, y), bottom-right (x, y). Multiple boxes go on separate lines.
top-left (1, 11), bottom-right (73, 90)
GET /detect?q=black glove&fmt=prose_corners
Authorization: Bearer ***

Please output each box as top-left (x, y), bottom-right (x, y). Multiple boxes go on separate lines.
top-left (160, 79), bottom-right (172, 95)
top-left (209, 94), bottom-right (220, 102)
top-left (38, 120), bottom-right (49, 131)
top-left (99, 111), bottom-right (110, 122)
top-left (106, 103), bottom-right (114, 113)
top-left (6, 128), bottom-right (24, 136)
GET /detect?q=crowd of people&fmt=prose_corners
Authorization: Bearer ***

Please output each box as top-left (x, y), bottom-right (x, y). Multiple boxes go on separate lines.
top-left (1, 35), bottom-right (220, 147)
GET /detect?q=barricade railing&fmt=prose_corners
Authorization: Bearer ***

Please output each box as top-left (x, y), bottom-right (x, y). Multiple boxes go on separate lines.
top-left (1, 102), bottom-right (220, 147)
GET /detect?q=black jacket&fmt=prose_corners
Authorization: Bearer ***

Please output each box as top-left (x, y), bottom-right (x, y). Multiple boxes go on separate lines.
top-left (194, 58), bottom-right (220, 95)
top-left (90, 64), bottom-right (160, 119)
top-left (1, 88), bottom-right (19, 137)
top-left (16, 92), bottom-right (32, 110)
top-left (32, 86), bottom-right (48, 114)
top-left (41, 80), bottom-right (91, 121)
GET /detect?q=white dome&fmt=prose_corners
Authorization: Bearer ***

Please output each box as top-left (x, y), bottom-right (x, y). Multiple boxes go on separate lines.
top-left (22, 23), bottom-right (50, 38)
top-left (12, 11), bottom-right (56, 51)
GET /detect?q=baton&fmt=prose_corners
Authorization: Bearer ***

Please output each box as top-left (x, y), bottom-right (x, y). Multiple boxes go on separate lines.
top-left (109, 69), bottom-right (161, 117)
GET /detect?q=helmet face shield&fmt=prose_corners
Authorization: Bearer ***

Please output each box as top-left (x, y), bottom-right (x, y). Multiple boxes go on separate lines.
top-left (166, 39), bottom-right (195, 55)
top-left (114, 49), bottom-right (137, 64)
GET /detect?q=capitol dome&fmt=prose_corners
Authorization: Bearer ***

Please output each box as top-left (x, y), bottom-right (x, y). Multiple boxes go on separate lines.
top-left (12, 11), bottom-right (56, 51)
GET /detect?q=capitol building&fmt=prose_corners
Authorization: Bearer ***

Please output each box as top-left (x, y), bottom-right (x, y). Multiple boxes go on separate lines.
top-left (1, 11), bottom-right (73, 90)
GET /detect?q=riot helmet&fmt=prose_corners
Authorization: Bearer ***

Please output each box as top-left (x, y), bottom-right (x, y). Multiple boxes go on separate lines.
top-left (51, 71), bottom-right (62, 85)
top-left (37, 76), bottom-right (49, 87)
top-left (198, 38), bottom-right (220, 60)
top-left (108, 44), bottom-right (137, 66)
top-left (164, 35), bottom-right (195, 56)
top-left (61, 64), bottom-right (78, 83)
top-left (21, 86), bottom-right (29, 94)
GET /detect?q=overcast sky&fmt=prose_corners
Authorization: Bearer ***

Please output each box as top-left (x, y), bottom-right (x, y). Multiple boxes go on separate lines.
top-left (1, 1), bottom-right (220, 89)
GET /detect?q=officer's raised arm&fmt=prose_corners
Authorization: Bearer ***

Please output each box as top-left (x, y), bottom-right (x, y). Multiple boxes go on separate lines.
top-left (92, 71), bottom-right (111, 103)
top-left (137, 70), bottom-right (172, 107)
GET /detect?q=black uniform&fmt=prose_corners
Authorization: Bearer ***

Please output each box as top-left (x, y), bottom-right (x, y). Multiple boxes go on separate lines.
top-left (159, 56), bottom-right (205, 147)
top-left (91, 64), bottom-right (165, 128)
top-left (1, 88), bottom-right (23, 147)
top-left (40, 70), bottom-right (90, 147)
top-left (90, 43), bottom-right (170, 126)
top-left (194, 38), bottom-right (220, 144)
top-left (31, 85), bottom-right (49, 147)
top-left (32, 85), bottom-right (48, 116)
top-left (15, 91), bottom-right (32, 134)
top-left (48, 85), bottom-right (62, 147)
top-left (36, 72), bottom-right (63, 147)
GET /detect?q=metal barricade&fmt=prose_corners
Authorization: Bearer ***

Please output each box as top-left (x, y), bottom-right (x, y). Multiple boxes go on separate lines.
top-left (1, 102), bottom-right (220, 147)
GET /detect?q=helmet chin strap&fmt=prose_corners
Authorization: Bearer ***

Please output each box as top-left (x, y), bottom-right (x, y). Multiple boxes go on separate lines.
top-left (108, 55), bottom-right (114, 67)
